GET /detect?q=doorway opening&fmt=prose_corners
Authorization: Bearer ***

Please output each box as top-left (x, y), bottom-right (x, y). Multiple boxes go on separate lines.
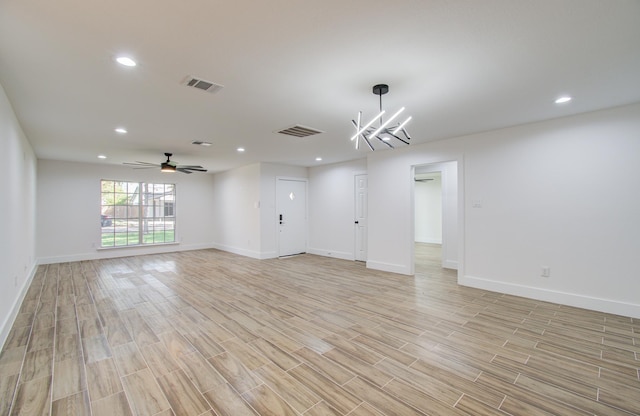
top-left (414, 171), bottom-right (443, 273)
top-left (413, 161), bottom-right (459, 276)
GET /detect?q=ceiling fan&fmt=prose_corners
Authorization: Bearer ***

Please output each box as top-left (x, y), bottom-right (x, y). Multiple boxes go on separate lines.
top-left (123, 153), bottom-right (207, 174)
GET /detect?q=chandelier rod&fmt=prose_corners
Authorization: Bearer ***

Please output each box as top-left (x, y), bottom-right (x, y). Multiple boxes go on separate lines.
top-left (373, 84), bottom-right (389, 126)
top-left (379, 91), bottom-right (383, 126)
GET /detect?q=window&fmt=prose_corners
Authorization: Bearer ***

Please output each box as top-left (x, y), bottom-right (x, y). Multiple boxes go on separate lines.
top-left (100, 180), bottom-right (176, 247)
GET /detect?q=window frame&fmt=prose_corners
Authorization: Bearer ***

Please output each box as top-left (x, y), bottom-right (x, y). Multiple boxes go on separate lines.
top-left (100, 180), bottom-right (177, 248)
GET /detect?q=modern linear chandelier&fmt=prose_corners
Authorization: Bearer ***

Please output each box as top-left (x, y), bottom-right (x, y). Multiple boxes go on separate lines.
top-left (350, 84), bottom-right (412, 150)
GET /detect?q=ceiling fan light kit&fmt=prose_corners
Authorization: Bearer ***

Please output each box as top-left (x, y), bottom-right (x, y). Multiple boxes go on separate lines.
top-left (351, 84), bottom-right (412, 151)
top-left (161, 163), bottom-right (176, 173)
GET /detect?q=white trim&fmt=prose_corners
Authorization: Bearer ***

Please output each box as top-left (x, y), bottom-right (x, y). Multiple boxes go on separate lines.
top-left (38, 243), bottom-right (216, 264)
top-left (460, 275), bottom-right (640, 319)
top-left (443, 260), bottom-right (458, 270)
top-left (211, 243), bottom-right (277, 260)
top-left (366, 260), bottom-right (411, 275)
top-left (410, 158), bottom-right (464, 276)
top-left (307, 247), bottom-right (353, 261)
top-left (0, 263), bottom-right (38, 351)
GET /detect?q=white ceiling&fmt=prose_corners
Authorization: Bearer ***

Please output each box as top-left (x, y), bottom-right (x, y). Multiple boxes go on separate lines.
top-left (1, 0), bottom-right (639, 173)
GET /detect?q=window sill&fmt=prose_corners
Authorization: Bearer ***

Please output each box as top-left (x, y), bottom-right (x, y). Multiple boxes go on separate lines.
top-left (96, 241), bottom-right (179, 250)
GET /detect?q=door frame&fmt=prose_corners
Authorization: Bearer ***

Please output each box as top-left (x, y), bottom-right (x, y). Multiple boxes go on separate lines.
top-left (353, 172), bottom-right (368, 261)
top-left (409, 160), bottom-right (463, 277)
top-left (276, 177), bottom-right (308, 257)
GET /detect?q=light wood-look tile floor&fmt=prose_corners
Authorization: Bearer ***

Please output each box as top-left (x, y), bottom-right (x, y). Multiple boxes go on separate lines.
top-left (1, 244), bottom-right (639, 415)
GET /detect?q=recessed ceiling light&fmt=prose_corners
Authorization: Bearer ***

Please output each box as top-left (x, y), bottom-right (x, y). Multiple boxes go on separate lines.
top-left (555, 96), bottom-right (572, 104)
top-left (115, 127), bottom-right (127, 134)
top-left (98, 155), bottom-right (107, 159)
top-left (237, 147), bottom-right (245, 152)
top-left (315, 157), bottom-right (322, 161)
top-left (116, 56), bottom-right (137, 67)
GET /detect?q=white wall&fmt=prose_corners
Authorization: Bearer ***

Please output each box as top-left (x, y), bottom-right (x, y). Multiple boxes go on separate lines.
top-left (415, 174), bottom-right (442, 244)
top-left (308, 159), bottom-right (367, 260)
top-left (37, 160), bottom-right (217, 263)
top-left (210, 162), bottom-right (307, 259)
top-left (367, 103), bottom-right (640, 318)
top-left (211, 163), bottom-right (262, 258)
top-left (0, 83), bottom-right (38, 349)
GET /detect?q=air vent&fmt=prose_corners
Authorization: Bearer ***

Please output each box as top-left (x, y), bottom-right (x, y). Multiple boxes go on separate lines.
top-left (181, 76), bottom-right (224, 94)
top-left (276, 125), bottom-right (324, 138)
top-left (192, 140), bottom-right (212, 146)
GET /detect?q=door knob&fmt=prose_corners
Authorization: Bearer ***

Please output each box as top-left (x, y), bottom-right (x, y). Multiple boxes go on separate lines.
top-left (355, 221), bottom-right (359, 224)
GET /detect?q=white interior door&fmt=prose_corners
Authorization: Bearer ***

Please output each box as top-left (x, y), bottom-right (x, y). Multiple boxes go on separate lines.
top-left (277, 179), bottom-right (307, 256)
top-left (354, 174), bottom-right (368, 261)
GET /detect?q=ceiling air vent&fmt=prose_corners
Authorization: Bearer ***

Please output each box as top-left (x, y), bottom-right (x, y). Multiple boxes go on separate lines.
top-left (276, 125), bottom-right (324, 138)
top-left (181, 76), bottom-right (224, 94)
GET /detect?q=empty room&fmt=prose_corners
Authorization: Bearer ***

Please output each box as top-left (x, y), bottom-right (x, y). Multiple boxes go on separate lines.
top-left (1, 1), bottom-right (639, 415)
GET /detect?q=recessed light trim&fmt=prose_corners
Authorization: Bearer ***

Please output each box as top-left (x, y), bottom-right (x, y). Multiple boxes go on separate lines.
top-left (237, 147), bottom-right (245, 152)
top-left (555, 96), bottom-right (572, 104)
top-left (116, 56), bottom-right (137, 67)
top-left (315, 157), bottom-right (322, 161)
top-left (98, 155), bottom-right (107, 159)
top-left (115, 127), bottom-right (127, 134)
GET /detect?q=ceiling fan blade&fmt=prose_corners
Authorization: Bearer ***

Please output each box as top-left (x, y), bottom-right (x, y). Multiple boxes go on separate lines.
top-left (125, 155), bottom-right (206, 173)
top-left (123, 161), bottom-right (159, 167)
top-left (177, 165), bottom-right (204, 169)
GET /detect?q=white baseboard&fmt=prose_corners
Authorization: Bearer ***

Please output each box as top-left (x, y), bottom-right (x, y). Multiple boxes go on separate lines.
top-left (38, 243), bottom-right (217, 264)
top-left (211, 243), bottom-right (278, 260)
top-left (367, 260), bottom-right (411, 276)
top-left (460, 275), bottom-right (640, 319)
top-left (307, 247), bottom-right (353, 261)
top-left (0, 263), bottom-right (38, 351)
top-left (443, 259), bottom-right (458, 270)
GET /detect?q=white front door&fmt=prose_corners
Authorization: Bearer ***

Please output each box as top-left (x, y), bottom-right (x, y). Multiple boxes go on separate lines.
top-left (354, 174), bottom-right (368, 261)
top-left (277, 179), bottom-right (307, 257)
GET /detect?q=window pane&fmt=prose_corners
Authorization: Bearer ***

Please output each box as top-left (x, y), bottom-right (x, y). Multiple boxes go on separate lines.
top-left (101, 232), bottom-right (115, 247)
top-left (114, 232), bottom-right (128, 246)
top-left (101, 180), bottom-right (175, 247)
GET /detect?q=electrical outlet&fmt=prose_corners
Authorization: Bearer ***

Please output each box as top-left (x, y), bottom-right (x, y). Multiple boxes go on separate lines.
top-left (541, 267), bottom-right (550, 278)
